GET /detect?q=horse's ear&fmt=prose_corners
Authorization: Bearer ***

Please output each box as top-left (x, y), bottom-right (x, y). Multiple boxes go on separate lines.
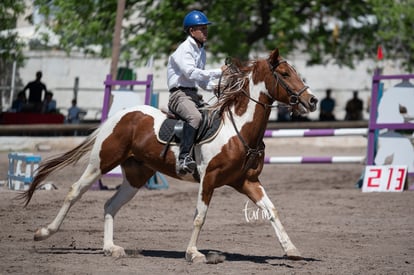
top-left (269, 48), bottom-right (280, 67)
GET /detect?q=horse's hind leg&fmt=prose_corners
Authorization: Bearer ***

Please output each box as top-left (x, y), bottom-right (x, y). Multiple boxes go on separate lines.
top-left (236, 179), bottom-right (302, 260)
top-left (102, 178), bottom-right (138, 257)
top-left (103, 158), bottom-right (155, 258)
top-left (34, 164), bottom-right (101, 241)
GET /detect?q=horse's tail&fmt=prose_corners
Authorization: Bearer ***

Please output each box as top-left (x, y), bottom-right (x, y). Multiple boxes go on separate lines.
top-left (19, 128), bottom-right (100, 207)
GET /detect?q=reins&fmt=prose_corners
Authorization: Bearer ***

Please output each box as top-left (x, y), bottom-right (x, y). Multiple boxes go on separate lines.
top-left (217, 58), bottom-right (279, 110)
top-left (268, 60), bottom-right (309, 107)
top-left (227, 106), bottom-right (265, 171)
top-left (219, 57), bottom-right (308, 170)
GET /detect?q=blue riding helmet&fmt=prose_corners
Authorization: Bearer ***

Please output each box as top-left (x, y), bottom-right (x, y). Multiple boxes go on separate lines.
top-left (183, 10), bottom-right (211, 31)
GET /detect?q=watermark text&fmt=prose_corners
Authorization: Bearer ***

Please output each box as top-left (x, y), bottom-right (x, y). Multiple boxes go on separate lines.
top-left (243, 201), bottom-right (271, 222)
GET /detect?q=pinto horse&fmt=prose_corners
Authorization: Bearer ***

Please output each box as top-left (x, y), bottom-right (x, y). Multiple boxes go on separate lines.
top-left (21, 48), bottom-right (318, 263)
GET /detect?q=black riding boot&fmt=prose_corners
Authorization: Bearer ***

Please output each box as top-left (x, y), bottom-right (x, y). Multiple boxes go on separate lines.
top-left (178, 123), bottom-right (197, 175)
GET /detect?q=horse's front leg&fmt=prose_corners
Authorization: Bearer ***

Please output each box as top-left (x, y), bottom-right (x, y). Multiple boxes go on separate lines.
top-left (237, 180), bottom-right (302, 260)
top-left (185, 181), bottom-right (214, 263)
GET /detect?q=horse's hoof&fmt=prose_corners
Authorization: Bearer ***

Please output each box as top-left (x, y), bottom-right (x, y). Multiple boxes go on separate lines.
top-left (34, 228), bottom-right (49, 241)
top-left (104, 246), bottom-right (126, 258)
top-left (285, 248), bottom-right (303, 261)
top-left (185, 251), bottom-right (206, 263)
top-left (192, 255), bottom-right (207, 263)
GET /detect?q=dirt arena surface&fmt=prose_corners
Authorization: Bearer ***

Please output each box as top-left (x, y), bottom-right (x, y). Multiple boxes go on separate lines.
top-left (0, 137), bottom-right (413, 274)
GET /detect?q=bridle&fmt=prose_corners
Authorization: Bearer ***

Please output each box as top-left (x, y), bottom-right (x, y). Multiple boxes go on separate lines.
top-left (268, 59), bottom-right (309, 108)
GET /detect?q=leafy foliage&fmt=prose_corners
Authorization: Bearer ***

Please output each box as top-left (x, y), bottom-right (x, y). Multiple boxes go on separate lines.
top-left (0, 0), bottom-right (27, 88)
top-left (370, 0), bottom-right (414, 71)
top-left (21, 0), bottom-right (414, 72)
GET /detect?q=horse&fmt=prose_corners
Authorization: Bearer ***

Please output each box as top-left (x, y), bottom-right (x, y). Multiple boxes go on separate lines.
top-left (21, 48), bottom-right (318, 263)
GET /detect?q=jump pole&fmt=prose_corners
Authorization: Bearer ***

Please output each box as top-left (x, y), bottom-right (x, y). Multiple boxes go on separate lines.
top-left (265, 156), bottom-right (365, 164)
top-left (263, 128), bottom-right (366, 164)
top-left (264, 128), bottom-right (367, 138)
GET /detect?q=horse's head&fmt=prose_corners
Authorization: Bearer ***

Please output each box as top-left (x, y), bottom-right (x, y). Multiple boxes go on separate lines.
top-left (266, 48), bottom-right (318, 115)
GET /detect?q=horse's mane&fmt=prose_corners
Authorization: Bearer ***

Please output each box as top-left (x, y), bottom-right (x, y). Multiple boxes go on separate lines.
top-left (210, 58), bottom-right (255, 114)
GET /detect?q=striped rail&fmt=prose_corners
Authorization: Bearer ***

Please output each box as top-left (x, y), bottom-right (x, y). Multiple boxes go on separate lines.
top-left (264, 128), bottom-right (367, 138)
top-left (264, 128), bottom-right (366, 164)
top-left (264, 156), bottom-right (365, 164)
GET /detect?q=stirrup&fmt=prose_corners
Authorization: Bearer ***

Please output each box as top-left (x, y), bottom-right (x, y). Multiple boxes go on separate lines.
top-left (178, 155), bottom-right (196, 174)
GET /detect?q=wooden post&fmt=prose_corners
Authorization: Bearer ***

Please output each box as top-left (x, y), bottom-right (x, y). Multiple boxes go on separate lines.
top-left (110, 0), bottom-right (126, 80)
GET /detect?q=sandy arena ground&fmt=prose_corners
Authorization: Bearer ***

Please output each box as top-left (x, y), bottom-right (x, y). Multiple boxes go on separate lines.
top-left (0, 137), bottom-right (413, 274)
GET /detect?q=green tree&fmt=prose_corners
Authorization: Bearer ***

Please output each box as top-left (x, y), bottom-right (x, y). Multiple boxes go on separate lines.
top-left (370, 0), bottom-right (414, 72)
top-left (33, 0), bottom-right (414, 72)
top-left (0, 0), bottom-right (27, 106)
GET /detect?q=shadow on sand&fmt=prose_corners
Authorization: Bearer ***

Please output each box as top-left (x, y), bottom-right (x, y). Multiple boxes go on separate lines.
top-left (34, 247), bottom-right (320, 265)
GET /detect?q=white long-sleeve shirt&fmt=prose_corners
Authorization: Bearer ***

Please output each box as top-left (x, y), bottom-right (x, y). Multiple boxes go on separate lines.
top-left (167, 36), bottom-right (222, 91)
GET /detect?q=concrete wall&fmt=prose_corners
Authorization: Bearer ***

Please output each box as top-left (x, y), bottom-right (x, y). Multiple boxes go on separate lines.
top-left (15, 50), bottom-right (408, 121)
top-left (0, 135), bottom-right (367, 152)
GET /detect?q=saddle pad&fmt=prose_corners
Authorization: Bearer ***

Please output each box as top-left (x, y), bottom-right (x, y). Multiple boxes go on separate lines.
top-left (157, 116), bottom-right (223, 145)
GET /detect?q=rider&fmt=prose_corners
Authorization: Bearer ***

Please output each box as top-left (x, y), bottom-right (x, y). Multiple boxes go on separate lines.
top-left (167, 10), bottom-right (225, 175)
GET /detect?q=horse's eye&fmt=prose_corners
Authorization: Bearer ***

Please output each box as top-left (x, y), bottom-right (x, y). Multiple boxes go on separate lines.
top-left (281, 72), bottom-right (289, 77)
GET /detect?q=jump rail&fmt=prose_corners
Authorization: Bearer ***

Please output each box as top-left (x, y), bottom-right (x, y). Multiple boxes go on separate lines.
top-left (265, 156), bottom-right (365, 164)
top-left (0, 123), bottom-right (99, 135)
top-left (0, 121), bottom-right (368, 136)
top-left (263, 127), bottom-right (366, 164)
top-left (264, 128), bottom-right (367, 138)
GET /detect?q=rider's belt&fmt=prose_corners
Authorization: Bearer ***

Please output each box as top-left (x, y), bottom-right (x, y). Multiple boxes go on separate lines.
top-left (169, 86), bottom-right (197, 93)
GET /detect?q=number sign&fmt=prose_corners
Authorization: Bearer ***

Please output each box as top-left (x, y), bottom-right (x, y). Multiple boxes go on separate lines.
top-left (362, 165), bottom-right (407, 192)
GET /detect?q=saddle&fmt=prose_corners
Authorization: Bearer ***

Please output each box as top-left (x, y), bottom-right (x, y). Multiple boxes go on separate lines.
top-left (157, 64), bottom-right (236, 179)
top-left (157, 109), bottom-right (223, 157)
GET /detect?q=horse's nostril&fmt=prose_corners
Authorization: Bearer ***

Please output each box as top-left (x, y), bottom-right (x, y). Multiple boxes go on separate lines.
top-left (310, 96), bottom-right (318, 105)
